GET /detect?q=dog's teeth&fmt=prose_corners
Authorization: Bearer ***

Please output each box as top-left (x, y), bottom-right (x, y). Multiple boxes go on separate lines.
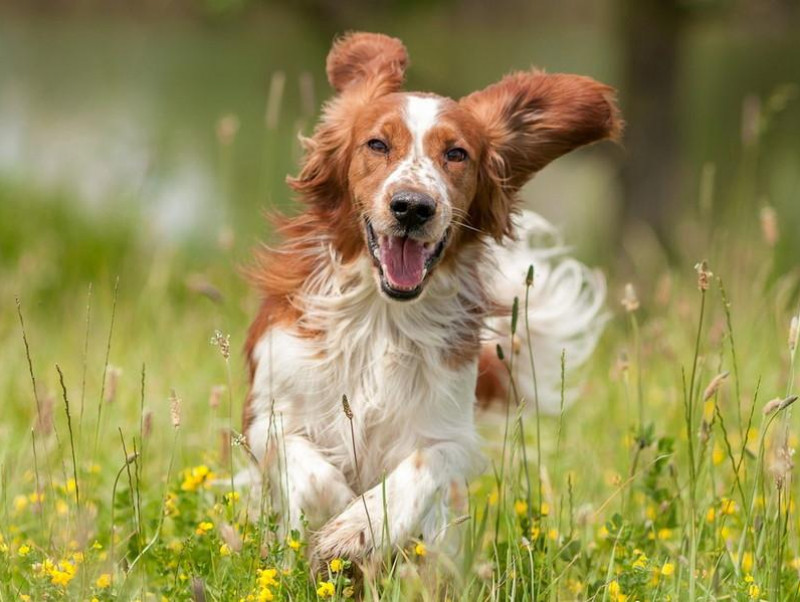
top-left (422, 268), bottom-right (427, 279)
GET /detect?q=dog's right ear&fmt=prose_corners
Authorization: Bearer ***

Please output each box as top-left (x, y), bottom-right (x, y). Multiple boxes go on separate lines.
top-left (326, 32), bottom-right (408, 96)
top-left (289, 33), bottom-right (409, 208)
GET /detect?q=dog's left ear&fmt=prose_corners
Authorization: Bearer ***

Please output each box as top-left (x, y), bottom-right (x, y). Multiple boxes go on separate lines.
top-left (461, 70), bottom-right (621, 240)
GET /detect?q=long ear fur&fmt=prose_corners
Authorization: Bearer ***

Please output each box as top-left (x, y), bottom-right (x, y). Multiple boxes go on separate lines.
top-left (462, 70), bottom-right (621, 240)
top-left (287, 33), bottom-right (408, 208)
top-left (326, 32), bottom-right (408, 94)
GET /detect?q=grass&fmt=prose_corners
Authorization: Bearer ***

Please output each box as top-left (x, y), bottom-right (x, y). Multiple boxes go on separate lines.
top-left (1, 105), bottom-right (800, 602)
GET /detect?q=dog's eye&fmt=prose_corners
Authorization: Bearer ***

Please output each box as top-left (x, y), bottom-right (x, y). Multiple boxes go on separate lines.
top-left (367, 139), bottom-right (389, 154)
top-left (445, 147), bottom-right (468, 162)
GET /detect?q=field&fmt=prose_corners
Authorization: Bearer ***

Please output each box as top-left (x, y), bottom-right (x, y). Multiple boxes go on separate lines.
top-left (2, 12), bottom-right (800, 602)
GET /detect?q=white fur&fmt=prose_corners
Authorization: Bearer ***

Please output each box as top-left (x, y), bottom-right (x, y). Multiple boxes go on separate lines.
top-left (378, 96), bottom-right (449, 205)
top-left (483, 210), bottom-right (608, 413)
top-left (245, 210), bottom-right (606, 560)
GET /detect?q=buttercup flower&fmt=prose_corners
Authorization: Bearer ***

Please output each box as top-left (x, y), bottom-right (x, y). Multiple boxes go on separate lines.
top-left (317, 581), bottom-right (335, 598)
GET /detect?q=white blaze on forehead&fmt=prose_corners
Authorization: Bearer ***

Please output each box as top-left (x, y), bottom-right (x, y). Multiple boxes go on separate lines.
top-left (405, 96), bottom-right (441, 155)
top-left (379, 95), bottom-right (449, 205)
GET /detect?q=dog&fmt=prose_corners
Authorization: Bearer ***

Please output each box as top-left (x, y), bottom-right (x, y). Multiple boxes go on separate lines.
top-left (242, 32), bottom-right (619, 563)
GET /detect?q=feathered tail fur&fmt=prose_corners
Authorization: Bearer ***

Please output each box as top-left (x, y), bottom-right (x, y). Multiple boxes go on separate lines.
top-left (479, 210), bottom-right (608, 413)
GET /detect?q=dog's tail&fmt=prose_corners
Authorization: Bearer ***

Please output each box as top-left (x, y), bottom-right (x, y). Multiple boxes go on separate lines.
top-left (478, 210), bottom-right (608, 414)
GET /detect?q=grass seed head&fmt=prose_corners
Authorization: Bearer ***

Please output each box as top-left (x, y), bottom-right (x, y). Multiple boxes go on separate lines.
top-left (702, 371), bottom-right (729, 401)
top-left (341, 394), bottom-right (353, 420)
top-left (763, 397), bottom-right (783, 415)
top-left (790, 315), bottom-right (798, 354)
top-left (210, 331), bottom-right (231, 359)
top-left (216, 114), bottom-right (240, 147)
top-left (169, 389), bottom-right (182, 428)
top-left (621, 283), bottom-right (640, 312)
top-left (104, 366), bottom-right (121, 404)
top-left (695, 261), bottom-right (713, 291)
top-left (37, 391), bottom-right (54, 435)
top-left (209, 385), bottom-right (225, 409)
top-left (760, 205), bottom-right (778, 247)
top-left (142, 409), bottom-right (153, 439)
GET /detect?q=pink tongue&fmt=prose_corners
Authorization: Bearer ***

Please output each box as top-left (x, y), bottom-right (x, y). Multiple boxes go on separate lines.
top-left (380, 236), bottom-right (427, 290)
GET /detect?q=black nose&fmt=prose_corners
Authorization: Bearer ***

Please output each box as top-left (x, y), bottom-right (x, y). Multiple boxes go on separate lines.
top-left (389, 191), bottom-right (437, 229)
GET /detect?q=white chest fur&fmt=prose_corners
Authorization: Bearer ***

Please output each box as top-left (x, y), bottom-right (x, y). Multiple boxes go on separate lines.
top-left (246, 254), bottom-right (482, 493)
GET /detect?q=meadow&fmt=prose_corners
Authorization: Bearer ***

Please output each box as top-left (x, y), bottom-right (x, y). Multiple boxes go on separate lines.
top-left (2, 12), bottom-right (800, 602)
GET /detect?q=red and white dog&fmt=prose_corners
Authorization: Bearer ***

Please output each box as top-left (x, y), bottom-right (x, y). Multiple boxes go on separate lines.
top-left (243, 32), bottom-right (619, 562)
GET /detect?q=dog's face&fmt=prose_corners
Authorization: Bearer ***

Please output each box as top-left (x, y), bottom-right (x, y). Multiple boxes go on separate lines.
top-left (349, 93), bottom-right (483, 299)
top-left (289, 33), bottom-right (621, 301)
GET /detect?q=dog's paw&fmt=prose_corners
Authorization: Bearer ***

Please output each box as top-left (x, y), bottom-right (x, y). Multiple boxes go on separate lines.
top-left (311, 500), bottom-right (379, 569)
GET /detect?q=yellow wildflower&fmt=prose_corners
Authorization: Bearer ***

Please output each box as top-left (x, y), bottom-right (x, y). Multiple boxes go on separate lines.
top-left (20, 596), bottom-right (31, 602)
top-left (220, 543), bottom-right (232, 556)
top-left (65, 478), bottom-right (77, 494)
top-left (721, 497), bottom-right (737, 515)
top-left (706, 507), bottom-right (716, 523)
top-left (514, 500), bottom-right (528, 516)
top-left (488, 490), bottom-right (499, 506)
top-left (741, 551), bottom-right (753, 573)
top-left (56, 500), bottom-right (69, 516)
top-left (530, 525), bottom-right (541, 540)
top-left (662, 562), bottom-right (675, 576)
top-left (13, 495), bottom-right (28, 513)
top-left (712, 445), bottom-right (725, 466)
top-left (317, 581), bottom-right (335, 598)
top-left (632, 551), bottom-right (648, 569)
top-left (257, 568), bottom-right (278, 588)
top-left (49, 560), bottom-right (77, 587)
top-left (539, 501), bottom-right (550, 516)
top-left (257, 589), bottom-right (274, 602)
top-left (658, 528), bottom-right (672, 540)
top-left (329, 558), bottom-right (344, 572)
top-left (414, 542), bottom-right (427, 557)
top-left (18, 544), bottom-right (31, 557)
top-left (748, 583), bottom-right (760, 599)
top-left (608, 580), bottom-right (628, 602)
top-left (225, 491), bottom-right (240, 505)
top-left (96, 573), bottom-right (112, 588)
top-left (196, 521), bottom-right (214, 536)
top-left (181, 465), bottom-right (215, 492)
top-left (287, 536), bottom-right (301, 551)
top-left (92, 541), bottom-right (103, 551)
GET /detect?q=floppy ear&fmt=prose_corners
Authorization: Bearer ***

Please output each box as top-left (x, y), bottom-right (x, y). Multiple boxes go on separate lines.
top-left (326, 31), bottom-right (408, 95)
top-left (288, 32), bottom-right (409, 208)
top-left (461, 70), bottom-right (621, 240)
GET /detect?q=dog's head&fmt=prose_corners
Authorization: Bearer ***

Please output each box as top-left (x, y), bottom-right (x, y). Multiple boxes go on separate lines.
top-left (290, 32), bottom-right (621, 301)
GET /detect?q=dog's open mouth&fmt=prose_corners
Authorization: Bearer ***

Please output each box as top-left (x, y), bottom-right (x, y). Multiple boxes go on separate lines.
top-left (365, 220), bottom-right (449, 300)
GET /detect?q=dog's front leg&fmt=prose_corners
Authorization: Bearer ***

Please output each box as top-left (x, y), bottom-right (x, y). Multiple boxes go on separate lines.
top-left (313, 442), bottom-right (470, 563)
top-left (268, 435), bottom-right (356, 532)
